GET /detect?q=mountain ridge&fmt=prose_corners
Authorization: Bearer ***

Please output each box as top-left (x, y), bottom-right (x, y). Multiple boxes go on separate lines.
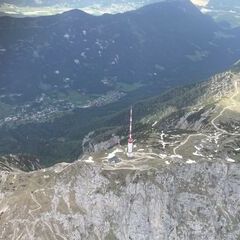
top-left (1, 62), bottom-right (239, 170)
top-left (1, 1), bottom-right (238, 102)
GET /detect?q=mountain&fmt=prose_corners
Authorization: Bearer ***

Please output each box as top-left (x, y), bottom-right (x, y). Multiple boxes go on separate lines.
top-left (208, 0), bottom-right (240, 8)
top-left (204, 0), bottom-right (240, 27)
top-left (1, 63), bottom-right (240, 240)
top-left (0, 0), bottom-right (240, 166)
top-left (1, 1), bottom-right (240, 238)
top-left (0, 0), bottom-right (240, 104)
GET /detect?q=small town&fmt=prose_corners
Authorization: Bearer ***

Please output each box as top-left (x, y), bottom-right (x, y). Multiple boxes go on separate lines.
top-left (0, 90), bottom-right (125, 127)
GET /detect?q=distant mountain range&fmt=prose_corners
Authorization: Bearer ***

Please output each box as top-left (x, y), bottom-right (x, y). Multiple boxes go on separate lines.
top-left (202, 0), bottom-right (240, 27)
top-left (1, 0), bottom-right (158, 7)
top-left (0, 0), bottom-right (209, 17)
top-left (1, 0), bottom-right (240, 28)
top-left (208, 0), bottom-right (240, 8)
top-left (0, 0), bottom-right (158, 16)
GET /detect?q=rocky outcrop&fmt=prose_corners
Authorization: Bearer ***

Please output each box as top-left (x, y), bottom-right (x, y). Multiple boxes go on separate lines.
top-left (82, 130), bottom-right (121, 154)
top-left (0, 154), bottom-right (41, 172)
top-left (0, 160), bottom-right (239, 240)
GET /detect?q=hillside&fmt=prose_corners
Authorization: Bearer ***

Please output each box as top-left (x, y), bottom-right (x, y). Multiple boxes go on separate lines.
top-left (0, 65), bottom-right (240, 239)
top-left (1, 60), bottom-right (240, 169)
top-left (205, 0), bottom-right (240, 27)
top-left (1, 0), bottom-right (237, 104)
top-left (82, 63), bottom-right (240, 170)
top-left (208, 0), bottom-right (240, 8)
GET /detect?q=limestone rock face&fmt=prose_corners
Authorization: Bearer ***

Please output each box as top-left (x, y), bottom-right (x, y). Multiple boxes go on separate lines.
top-left (1, 160), bottom-right (240, 240)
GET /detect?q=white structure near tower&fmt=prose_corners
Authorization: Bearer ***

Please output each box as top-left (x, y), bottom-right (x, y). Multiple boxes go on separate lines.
top-left (127, 106), bottom-right (134, 158)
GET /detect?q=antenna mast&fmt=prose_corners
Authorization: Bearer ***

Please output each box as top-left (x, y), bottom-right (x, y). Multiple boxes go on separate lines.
top-left (127, 106), bottom-right (134, 158)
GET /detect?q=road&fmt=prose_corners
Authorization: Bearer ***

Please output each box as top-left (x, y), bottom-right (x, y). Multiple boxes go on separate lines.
top-left (173, 79), bottom-right (240, 155)
top-left (211, 79), bottom-right (240, 136)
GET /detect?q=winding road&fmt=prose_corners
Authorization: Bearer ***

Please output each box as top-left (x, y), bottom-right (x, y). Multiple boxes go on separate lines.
top-left (211, 80), bottom-right (240, 136)
top-left (173, 79), bottom-right (240, 155)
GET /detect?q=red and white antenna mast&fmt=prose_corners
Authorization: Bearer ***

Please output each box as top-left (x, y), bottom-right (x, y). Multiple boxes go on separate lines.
top-left (127, 106), bottom-right (134, 158)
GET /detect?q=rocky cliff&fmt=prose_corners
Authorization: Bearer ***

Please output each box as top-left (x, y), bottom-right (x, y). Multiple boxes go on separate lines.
top-left (0, 159), bottom-right (240, 240)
